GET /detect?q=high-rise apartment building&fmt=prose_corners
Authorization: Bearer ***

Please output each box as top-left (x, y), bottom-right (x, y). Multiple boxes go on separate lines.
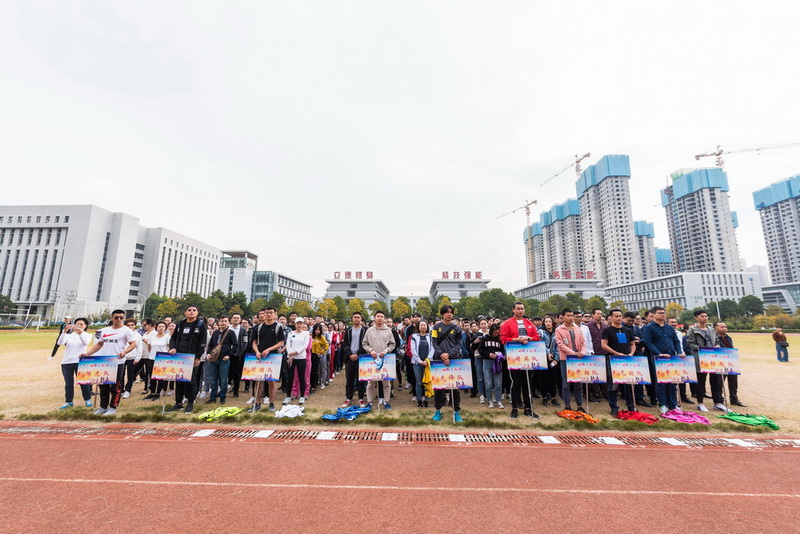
top-left (633, 221), bottom-right (657, 280)
top-left (576, 155), bottom-right (642, 286)
top-left (661, 168), bottom-right (741, 273)
top-left (655, 248), bottom-right (676, 277)
top-left (525, 223), bottom-right (546, 283)
top-left (541, 199), bottom-right (584, 279)
top-left (753, 175), bottom-right (800, 285)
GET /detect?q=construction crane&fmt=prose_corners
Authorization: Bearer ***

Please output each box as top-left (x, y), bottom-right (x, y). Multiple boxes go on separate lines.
top-left (497, 199), bottom-right (538, 283)
top-left (540, 152), bottom-right (591, 187)
top-left (694, 143), bottom-right (800, 168)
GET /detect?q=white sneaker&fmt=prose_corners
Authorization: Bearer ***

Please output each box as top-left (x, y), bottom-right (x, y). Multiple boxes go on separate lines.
top-left (102, 408), bottom-right (117, 416)
top-left (713, 403), bottom-right (729, 413)
top-left (166, 389), bottom-right (174, 396)
top-left (246, 396), bottom-right (255, 405)
top-left (480, 395), bottom-right (486, 404)
top-left (697, 404), bottom-right (709, 413)
top-left (660, 405), bottom-right (668, 414)
top-left (488, 401), bottom-right (495, 408)
top-left (497, 401), bottom-right (504, 409)
top-left (320, 384), bottom-right (326, 390)
top-left (282, 397), bottom-right (291, 405)
top-left (93, 407), bottom-right (108, 415)
top-left (198, 391), bottom-right (207, 400)
top-left (299, 397), bottom-right (305, 405)
top-left (121, 391), bottom-right (130, 399)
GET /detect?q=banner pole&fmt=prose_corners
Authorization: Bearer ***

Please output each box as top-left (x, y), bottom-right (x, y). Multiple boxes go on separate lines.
top-left (251, 380), bottom-right (261, 414)
top-left (451, 388), bottom-right (455, 423)
top-left (526, 369), bottom-right (536, 420)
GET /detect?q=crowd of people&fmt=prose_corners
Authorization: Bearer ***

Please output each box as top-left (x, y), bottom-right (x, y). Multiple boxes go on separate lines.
top-left (51, 301), bottom-right (750, 421)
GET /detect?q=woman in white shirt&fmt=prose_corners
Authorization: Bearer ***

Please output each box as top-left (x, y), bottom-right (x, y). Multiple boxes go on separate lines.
top-left (144, 322), bottom-right (172, 400)
top-left (56, 318), bottom-right (93, 409)
top-left (284, 317), bottom-right (311, 405)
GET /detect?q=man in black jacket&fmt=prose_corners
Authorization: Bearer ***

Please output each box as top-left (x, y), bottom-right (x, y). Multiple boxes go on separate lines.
top-left (166, 305), bottom-right (207, 414)
top-left (341, 312), bottom-right (367, 407)
top-left (228, 313), bottom-right (248, 398)
top-left (206, 315), bottom-right (239, 405)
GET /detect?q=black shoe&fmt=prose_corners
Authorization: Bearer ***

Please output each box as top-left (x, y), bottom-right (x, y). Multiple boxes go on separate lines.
top-left (550, 398), bottom-right (560, 407)
top-left (184, 403), bottom-right (194, 414)
top-left (564, 406), bottom-right (572, 411)
top-left (510, 409), bottom-right (519, 419)
top-left (576, 407), bottom-right (586, 413)
top-left (417, 402), bottom-right (423, 408)
top-left (220, 399), bottom-right (226, 405)
top-left (470, 393), bottom-right (477, 398)
top-left (589, 396), bottom-right (601, 403)
top-left (523, 408), bottom-right (532, 417)
top-left (268, 403), bottom-right (275, 412)
top-left (610, 406), bottom-right (619, 417)
top-left (143, 394), bottom-right (156, 401)
top-left (422, 400), bottom-right (429, 408)
top-left (232, 393), bottom-right (239, 398)
top-left (165, 404), bottom-right (181, 413)
top-left (681, 396), bottom-right (692, 403)
top-left (638, 400), bottom-right (653, 408)
top-left (731, 400), bottom-right (747, 407)
top-left (206, 399), bottom-right (216, 404)
top-left (542, 398), bottom-right (550, 406)
top-left (532, 392), bottom-right (541, 399)
top-left (140, 390), bottom-right (150, 395)
top-left (253, 403), bottom-right (261, 412)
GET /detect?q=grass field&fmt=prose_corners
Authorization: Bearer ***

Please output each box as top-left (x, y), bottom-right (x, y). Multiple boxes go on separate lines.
top-left (1, 330), bottom-right (798, 433)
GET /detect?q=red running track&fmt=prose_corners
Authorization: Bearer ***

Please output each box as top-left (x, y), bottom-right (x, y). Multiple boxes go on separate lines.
top-left (1, 433), bottom-right (798, 532)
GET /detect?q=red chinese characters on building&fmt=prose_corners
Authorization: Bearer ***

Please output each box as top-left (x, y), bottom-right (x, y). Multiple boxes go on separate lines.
top-left (464, 271), bottom-right (471, 279)
top-left (355, 271), bottom-right (362, 279)
top-left (366, 271), bottom-right (373, 279)
top-left (345, 271), bottom-right (352, 279)
top-left (586, 271), bottom-right (595, 279)
top-left (334, 272), bottom-right (341, 279)
top-left (442, 271), bottom-right (449, 279)
top-left (562, 270), bottom-right (572, 279)
top-left (551, 271), bottom-right (560, 279)
top-left (453, 271), bottom-right (461, 279)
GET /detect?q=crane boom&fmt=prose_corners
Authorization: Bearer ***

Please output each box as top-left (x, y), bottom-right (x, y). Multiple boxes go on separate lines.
top-left (694, 143), bottom-right (800, 167)
top-left (540, 152), bottom-right (591, 187)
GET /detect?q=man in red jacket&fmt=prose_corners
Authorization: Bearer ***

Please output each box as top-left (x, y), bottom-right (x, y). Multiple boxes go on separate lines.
top-left (500, 302), bottom-right (541, 419)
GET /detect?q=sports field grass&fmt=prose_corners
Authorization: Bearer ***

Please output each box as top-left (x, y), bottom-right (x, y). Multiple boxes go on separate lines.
top-left (1, 330), bottom-right (798, 433)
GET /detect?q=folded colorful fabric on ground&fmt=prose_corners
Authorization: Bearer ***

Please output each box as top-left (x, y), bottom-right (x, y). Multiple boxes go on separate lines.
top-left (615, 410), bottom-right (659, 425)
top-left (196, 407), bottom-right (243, 422)
top-left (557, 409), bottom-right (600, 424)
top-left (321, 404), bottom-right (373, 421)
top-left (275, 405), bottom-right (305, 418)
top-left (660, 409), bottom-right (711, 425)
top-left (717, 411), bottom-right (779, 430)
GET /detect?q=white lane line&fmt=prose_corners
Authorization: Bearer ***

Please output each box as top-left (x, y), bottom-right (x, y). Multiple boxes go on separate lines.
top-left (725, 439), bottom-right (757, 448)
top-left (191, 429), bottom-right (215, 437)
top-left (381, 433), bottom-right (398, 441)
top-left (599, 437), bottom-right (625, 445)
top-left (660, 437), bottom-right (688, 446)
top-left (3, 477), bottom-right (798, 498)
top-left (539, 436), bottom-right (560, 444)
top-left (252, 430), bottom-right (274, 439)
top-left (316, 431), bottom-right (337, 440)
top-left (449, 434), bottom-right (466, 442)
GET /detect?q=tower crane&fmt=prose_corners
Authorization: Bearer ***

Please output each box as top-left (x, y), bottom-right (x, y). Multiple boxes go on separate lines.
top-left (694, 143), bottom-right (800, 168)
top-left (540, 152), bottom-right (591, 187)
top-left (497, 199), bottom-right (538, 284)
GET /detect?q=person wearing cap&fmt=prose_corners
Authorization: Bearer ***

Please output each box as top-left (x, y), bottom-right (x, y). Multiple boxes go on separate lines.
top-left (284, 316), bottom-right (311, 405)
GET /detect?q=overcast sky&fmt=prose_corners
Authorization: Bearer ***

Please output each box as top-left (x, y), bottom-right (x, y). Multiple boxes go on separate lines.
top-left (2, 1), bottom-right (798, 298)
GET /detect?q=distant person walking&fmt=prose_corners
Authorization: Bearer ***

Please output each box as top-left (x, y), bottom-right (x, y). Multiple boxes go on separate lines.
top-left (773, 326), bottom-right (789, 362)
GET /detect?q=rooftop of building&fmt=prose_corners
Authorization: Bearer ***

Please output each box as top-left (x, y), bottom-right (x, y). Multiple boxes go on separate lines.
top-left (660, 167), bottom-right (729, 206)
top-left (575, 154), bottom-right (631, 197)
top-left (753, 174), bottom-right (800, 210)
top-left (634, 220), bottom-right (654, 237)
top-left (655, 248), bottom-right (673, 263)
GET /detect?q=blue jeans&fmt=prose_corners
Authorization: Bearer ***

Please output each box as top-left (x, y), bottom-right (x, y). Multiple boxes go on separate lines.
top-left (560, 361), bottom-right (584, 407)
top-left (482, 358), bottom-right (502, 403)
top-left (656, 382), bottom-right (678, 410)
top-left (413, 363), bottom-right (426, 401)
top-left (207, 358), bottom-right (231, 401)
top-left (474, 357), bottom-right (485, 397)
top-left (776, 343), bottom-right (789, 362)
top-left (62, 363), bottom-right (92, 403)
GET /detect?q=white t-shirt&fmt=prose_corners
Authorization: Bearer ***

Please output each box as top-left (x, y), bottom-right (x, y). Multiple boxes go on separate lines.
top-left (95, 325), bottom-right (137, 364)
top-left (126, 331), bottom-right (143, 361)
top-left (141, 330), bottom-right (155, 359)
top-left (58, 331), bottom-right (93, 365)
top-left (148, 333), bottom-right (171, 357)
top-left (286, 331), bottom-right (310, 360)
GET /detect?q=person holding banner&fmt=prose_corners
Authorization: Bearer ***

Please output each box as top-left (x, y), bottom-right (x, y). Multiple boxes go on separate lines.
top-left (537, 316), bottom-right (560, 407)
top-left (685, 310), bottom-right (724, 413)
top-left (362, 311), bottom-right (397, 409)
top-left (166, 305), bottom-right (207, 414)
top-left (121, 318), bottom-right (143, 399)
top-left (642, 306), bottom-right (684, 414)
top-left (284, 317), bottom-right (311, 405)
top-left (80, 310), bottom-right (138, 416)
top-left (555, 309), bottom-right (587, 412)
top-left (341, 312), bottom-right (368, 407)
top-left (251, 308), bottom-right (286, 410)
top-left (601, 309), bottom-right (637, 416)
top-left (143, 321), bottom-right (171, 400)
top-left (715, 322), bottom-right (746, 408)
top-left (56, 317), bottom-right (93, 409)
top-left (431, 305), bottom-right (463, 422)
top-left (500, 301), bottom-right (540, 419)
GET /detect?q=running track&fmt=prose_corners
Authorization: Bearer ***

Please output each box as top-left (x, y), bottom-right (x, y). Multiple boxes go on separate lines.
top-left (1, 423), bottom-right (798, 533)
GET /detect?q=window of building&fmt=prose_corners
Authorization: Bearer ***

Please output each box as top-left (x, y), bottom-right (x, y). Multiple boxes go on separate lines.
top-left (133, 261), bottom-right (142, 268)
top-left (64, 216), bottom-right (69, 223)
top-left (129, 290), bottom-right (139, 296)
top-left (36, 216), bottom-right (41, 223)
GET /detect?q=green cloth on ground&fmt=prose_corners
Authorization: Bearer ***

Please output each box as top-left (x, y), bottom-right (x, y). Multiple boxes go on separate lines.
top-left (717, 411), bottom-right (779, 430)
top-left (196, 406), bottom-right (243, 422)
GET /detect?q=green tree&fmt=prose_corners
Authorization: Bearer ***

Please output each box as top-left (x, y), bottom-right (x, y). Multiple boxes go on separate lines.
top-left (204, 296), bottom-right (225, 318)
top-left (564, 293), bottom-right (587, 313)
top-left (679, 309), bottom-right (695, 324)
top-left (332, 296), bottom-right (348, 321)
top-left (267, 292), bottom-right (286, 311)
top-left (177, 292), bottom-right (205, 313)
top-left (292, 300), bottom-right (314, 317)
top-left (765, 305), bottom-right (784, 317)
top-left (523, 299), bottom-right (541, 317)
top-left (317, 298), bottom-right (339, 320)
top-left (477, 288), bottom-right (515, 318)
top-left (739, 295), bottom-right (764, 317)
top-left (0, 293), bottom-right (15, 313)
top-left (224, 291), bottom-right (248, 314)
top-left (142, 293), bottom-right (166, 319)
top-left (277, 303), bottom-right (290, 317)
top-left (248, 298), bottom-right (268, 317)
top-left (391, 299), bottom-right (412, 320)
top-left (155, 298), bottom-right (179, 318)
top-left (717, 299), bottom-right (743, 319)
top-left (368, 300), bottom-right (389, 318)
top-left (415, 297), bottom-right (432, 318)
top-left (608, 300), bottom-right (627, 313)
top-left (753, 314), bottom-right (774, 329)
top-left (665, 302), bottom-right (684, 319)
top-left (228, 304), bottom-right (245, 317)
top-left (347, 298), bottom-right (367, 319)
top-left (585, 296), bottom-right (608, 314)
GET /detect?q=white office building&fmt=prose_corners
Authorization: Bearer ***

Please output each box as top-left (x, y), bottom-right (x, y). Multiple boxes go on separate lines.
top-left (753, 174), bottom-right (800, 285)
top-left (252, 271), bottom-right (312, 306)
top-left (605, 271), bottom-right (763, 311)
top-left (324, 277), bottom-right (390, 308)
top-left (0, 205), bottom-right (221, 318)
top-left (576, 155), bottom-right (642, 286)
top-left (661, 168), bottom-right (742, 273)
top-left (514, 278), bottom-right (606, 302)
top-left (217, 251), bottom-right (257, 301)
top-left (429, 277), bottom-right (491, 302)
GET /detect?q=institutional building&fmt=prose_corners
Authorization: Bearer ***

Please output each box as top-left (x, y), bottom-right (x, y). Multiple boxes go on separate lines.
top-left (429, 271), bottom-right (490, 302)
top-left (0, 205), bottom-right (221, 318)
top-left (514, 278), bottom-right (606, 302)
top-left (217, 251), bottom-right (257, 301)
top-left (753, 174), bottom-right (800, 285)
top-left (661, 168), bottom-right (742, 273)
top-left (576, 155), bottom-right (642, 286)
top-left (324, 272), bottom-right (390, 308)
top-left (251, 271), bottom-right (312, 306)
top-left (605, 271), bottom-right (763, 311)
